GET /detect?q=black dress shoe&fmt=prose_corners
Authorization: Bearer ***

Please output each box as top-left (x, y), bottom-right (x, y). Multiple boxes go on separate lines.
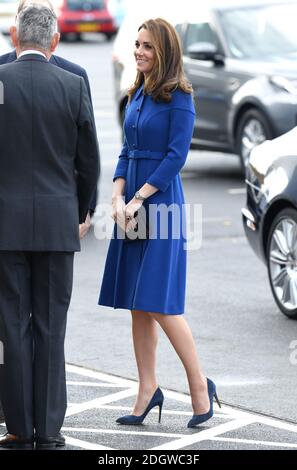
top-left (35, 432), bottom-right (66, 449)
top-left (0, 432), bottom-right (34, 449)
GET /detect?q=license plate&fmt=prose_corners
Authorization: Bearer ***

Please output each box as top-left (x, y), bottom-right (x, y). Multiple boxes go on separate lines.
top-left (77, 23), bottom-right (99, 32)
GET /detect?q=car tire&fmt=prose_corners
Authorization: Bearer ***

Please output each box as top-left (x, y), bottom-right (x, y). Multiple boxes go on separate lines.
top-left (236, 109), bottom-right (273, 175)
top-left (267, 208), bottom-right (297, 319)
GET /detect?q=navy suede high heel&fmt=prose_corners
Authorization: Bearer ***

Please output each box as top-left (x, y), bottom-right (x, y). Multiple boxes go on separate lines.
top-left (116, 387), bottom-right (164, 425)
top-left (187, 378), bottom-right (221, 428)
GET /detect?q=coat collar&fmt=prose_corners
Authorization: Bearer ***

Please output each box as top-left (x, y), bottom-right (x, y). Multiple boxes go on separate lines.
top-left (135, 83), bottom-right (144, 101)
top-left (16, 54), bottom-right (48, 63)
top-left (7, 50), bottom-right (57, 64)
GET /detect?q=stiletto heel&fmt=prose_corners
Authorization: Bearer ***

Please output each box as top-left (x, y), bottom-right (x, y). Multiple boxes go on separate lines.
top-left (158, 403), bottom-right (163, 423)
top-left (116, 387), bottom-right (164, 425)
top-left (214, 391), bottom-right (221, 408)
top-left (187, 378), bottom-right (221, 428)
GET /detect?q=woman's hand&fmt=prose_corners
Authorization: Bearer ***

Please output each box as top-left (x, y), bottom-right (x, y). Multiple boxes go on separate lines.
top-left (111, 195), bottom-right (126, 231)
top-left (125, 197), bottom-right (143, 233)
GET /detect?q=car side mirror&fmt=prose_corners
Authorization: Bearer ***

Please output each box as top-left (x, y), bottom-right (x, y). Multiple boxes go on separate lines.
top-left (187, 42), bottom-right (225, 65)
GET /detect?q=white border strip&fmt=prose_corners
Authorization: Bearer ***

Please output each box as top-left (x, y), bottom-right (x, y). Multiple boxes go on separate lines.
top-left (213, 437), bottom-right (297, 449)
top-left (150, 418), bottom-right (255, 450)
top-left (62, 426), bottom-right (185, 439)
top-left (65, 388), bottom-right (137, 417)
top-left (65, 435), bottom-right (113, 450)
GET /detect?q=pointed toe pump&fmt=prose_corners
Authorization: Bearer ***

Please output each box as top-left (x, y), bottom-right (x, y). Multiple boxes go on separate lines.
top-left (116, 387), bottom-right (164, 425)
top-left (187, 378), bottom-right (221, 428)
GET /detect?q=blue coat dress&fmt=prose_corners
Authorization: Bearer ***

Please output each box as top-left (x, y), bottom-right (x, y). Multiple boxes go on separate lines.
top-left (99, 84), bottom-right (195, 314)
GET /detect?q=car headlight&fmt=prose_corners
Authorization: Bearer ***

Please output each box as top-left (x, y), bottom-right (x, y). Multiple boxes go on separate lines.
top-left (269, 75), bottom-right (297, 95)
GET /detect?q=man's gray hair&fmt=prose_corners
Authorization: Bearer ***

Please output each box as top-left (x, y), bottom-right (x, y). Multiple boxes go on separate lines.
top-left (16, 3), bottom-right (58, 50)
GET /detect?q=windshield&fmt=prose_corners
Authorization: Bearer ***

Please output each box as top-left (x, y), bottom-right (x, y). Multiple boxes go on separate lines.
top-left (218, 2), bottom-right (297, 60)
top-left (66, 0), bottom-right (105, 11)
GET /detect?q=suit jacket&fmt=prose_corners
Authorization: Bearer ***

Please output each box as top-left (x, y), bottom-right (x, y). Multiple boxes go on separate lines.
top-left (0, 54), bottom-right (99, 251)
top-left (0, 50), bottom-right (99, 212)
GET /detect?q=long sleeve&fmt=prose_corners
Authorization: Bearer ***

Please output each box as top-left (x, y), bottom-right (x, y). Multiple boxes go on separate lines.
top-left (146, 107), bottom-right (195, 192)
top-left (76, 77), bottom-right (100, 223)
top-left (81, 68), bottom-right (100, 212)
top-left (113, 135), bottom-right (129, 181)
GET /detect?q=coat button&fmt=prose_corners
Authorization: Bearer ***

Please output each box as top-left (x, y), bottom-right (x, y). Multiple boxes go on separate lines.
top-left (132, 144), bottom-right (136, 148)
top-left (132, 125), bottom-right (136, 129)
top-left (137, 108), bottom-right (140, 112)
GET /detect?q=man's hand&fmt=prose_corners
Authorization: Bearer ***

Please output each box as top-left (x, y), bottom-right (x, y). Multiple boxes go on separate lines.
top-left (79, 212), bottom-right (92, 239)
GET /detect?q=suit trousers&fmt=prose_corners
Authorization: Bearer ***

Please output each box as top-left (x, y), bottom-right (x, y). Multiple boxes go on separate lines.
top-left (0, 251), bottom-right (74, 438)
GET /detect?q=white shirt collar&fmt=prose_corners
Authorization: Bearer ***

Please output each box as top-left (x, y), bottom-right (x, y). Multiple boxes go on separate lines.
top-left (18, 50), bottom-right (47, 60)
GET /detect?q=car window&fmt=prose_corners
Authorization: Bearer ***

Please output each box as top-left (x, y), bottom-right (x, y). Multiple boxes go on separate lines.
top-left (184, 22), bottom-right (219, 55)
top-left (66, 0), bottom-right (105, 11)
top-left (218, 3), bottom-right (297, 60)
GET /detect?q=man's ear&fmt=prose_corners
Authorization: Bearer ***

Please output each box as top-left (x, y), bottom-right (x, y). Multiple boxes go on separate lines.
top-left (50, 32), bottom-right (60, 53)
top-left (10, 25), bottom-right (18, 49)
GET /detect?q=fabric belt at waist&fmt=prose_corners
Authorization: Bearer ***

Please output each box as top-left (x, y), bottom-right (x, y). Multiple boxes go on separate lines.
top-left (128, 150), bottom-right (165, 160)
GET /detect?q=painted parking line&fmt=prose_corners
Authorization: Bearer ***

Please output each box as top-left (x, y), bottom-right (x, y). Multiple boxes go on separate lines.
top-left (63, 364), bottom-right (297, 450)
top-left (67, 381), bottom-right (128, 388)
top-left (213, 437), bottom-right (297, 449)
top-left (1, 363), bottom-right (296, 450)
top-left (65, 436), bottom-right (113, 450)
top-left (150, 418), bottom-right (256, 450)
top-left (62, 427), bottom-right (185, 439)
top-left (65, 388), bottom-right (137, 417)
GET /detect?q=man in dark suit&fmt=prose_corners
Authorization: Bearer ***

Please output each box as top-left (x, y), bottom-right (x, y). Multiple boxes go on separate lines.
top-left (0, 0), bottom-right (100, 233)
top-left (0, 3), bottom-right (99, 449)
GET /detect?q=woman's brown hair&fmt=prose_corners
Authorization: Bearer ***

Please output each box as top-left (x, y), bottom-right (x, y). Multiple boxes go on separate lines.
top-left (128, 18), bottom-right (193, 103)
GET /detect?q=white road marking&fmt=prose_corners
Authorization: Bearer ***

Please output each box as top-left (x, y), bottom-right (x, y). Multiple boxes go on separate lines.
top-left (62, 426), bottom-right (185, 439)
top-left (2, 363), bottom-right (296, 450)
top-left (253, 415), bottom-right (297, 434)
top-left (150, 418), bottom-right (255, 450)
top-left (65, 388), bottom-right (137, 417)
top-left (97, 405), bottom-right (226, 418)
top-left (64, 435), bottom-right (113, 450)
top-left (66, 381), bottom-right (128, 388)
top-left (212, 437), bottom-right (297, 449)
top-left (66, 364), bottom-right (135, 387)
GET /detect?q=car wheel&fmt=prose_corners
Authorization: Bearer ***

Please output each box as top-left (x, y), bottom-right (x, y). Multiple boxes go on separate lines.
top-left (267, 208), bottom-right (297, 319)
top-left (236, 109), bottom-right (273, 174)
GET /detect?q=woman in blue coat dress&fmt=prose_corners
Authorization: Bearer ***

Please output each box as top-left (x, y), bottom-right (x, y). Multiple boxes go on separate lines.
top-left (99, 18), bottom-right (220, 427)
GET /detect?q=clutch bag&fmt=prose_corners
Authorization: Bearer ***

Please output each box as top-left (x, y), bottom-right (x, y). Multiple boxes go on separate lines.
top-left (124, 208), bottom-right (149, 243)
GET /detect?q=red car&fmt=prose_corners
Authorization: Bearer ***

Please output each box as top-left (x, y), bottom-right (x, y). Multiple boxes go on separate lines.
top-left (56, 0), bottom-right (117, 40)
